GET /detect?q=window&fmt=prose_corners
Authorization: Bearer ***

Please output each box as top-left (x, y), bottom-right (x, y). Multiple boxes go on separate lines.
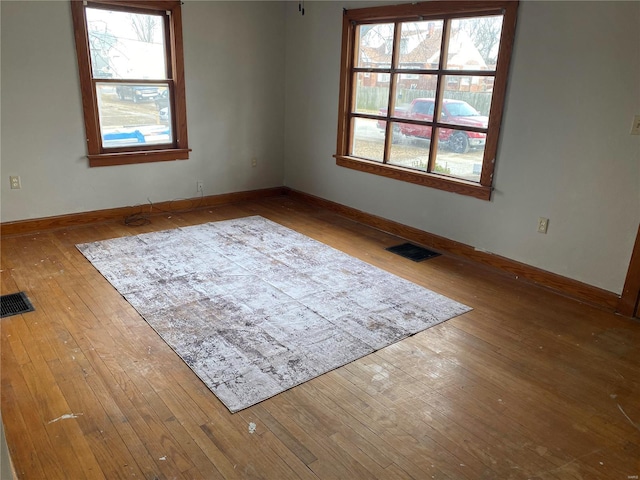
top-left (335, 1), bottom-right (518, 200)
top-left (71, 0), bottom-right (189, 167)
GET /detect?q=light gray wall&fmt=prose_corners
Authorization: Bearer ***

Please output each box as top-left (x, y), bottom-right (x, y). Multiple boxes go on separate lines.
top-left (0, 1), bottom-right (285, 222)
top-left (284, 1), bottom-right (640, 295)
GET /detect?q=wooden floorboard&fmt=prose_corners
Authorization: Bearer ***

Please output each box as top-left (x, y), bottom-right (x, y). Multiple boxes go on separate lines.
top-left (1, 195), bottom-right (639, 479)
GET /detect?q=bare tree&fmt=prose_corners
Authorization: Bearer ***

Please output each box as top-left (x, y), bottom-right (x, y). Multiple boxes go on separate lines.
top-left (460, 16), bottom-right (503, 64)
top-left (88, 22), bottom-right (117, 77)
top-left (129, 14), bottom-right (158, 43)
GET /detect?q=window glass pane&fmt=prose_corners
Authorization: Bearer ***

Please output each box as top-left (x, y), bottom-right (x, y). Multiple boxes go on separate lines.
top-left (392, 76), bottom-right (437, 115)
top-left (86, 7), bottom-right (166, 80)
top-left (353, 72), bottom-right (389, 114)
top-left (444, 16), bottom-right (503, 71)
top-left (357, 23), bottom-right (394, 68)
top-left (351, 118), bottom-right (386, 162)
top-left (96, 82), bottom-right (172, 148)
top-left (440, 76), bottom-right (492, 128)
top-left (397, 20), bottom-right (444, 69)
top-left (388, 122), bottom-right (431, 171)
top-left (434, 127), bottom-right (484, 182)
top-left (376, 72), bottom-right (390, 84)
top-left (351, 117), bottom-right (384, 162)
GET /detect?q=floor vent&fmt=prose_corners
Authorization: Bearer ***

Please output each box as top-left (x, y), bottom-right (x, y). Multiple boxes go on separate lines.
top-left (386, 243), bottom-right (441, 262)
top-left (1, 292), bottom-right (35, 318)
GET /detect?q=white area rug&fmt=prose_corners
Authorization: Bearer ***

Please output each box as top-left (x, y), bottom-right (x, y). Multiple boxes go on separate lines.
top-left (77, 216), bottom-right (471, 412)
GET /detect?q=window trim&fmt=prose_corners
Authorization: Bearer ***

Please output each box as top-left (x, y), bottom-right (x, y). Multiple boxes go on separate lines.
top-left (71, 0), bottom-right (190, 167)
top-left (335, 1), bottom-right (518, 200)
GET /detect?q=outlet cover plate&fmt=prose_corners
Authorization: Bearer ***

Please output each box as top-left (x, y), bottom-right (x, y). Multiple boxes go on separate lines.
top-left (631, 115), bottom-right (640, 135)
top-left (537, 217), bottom-right (549, 234)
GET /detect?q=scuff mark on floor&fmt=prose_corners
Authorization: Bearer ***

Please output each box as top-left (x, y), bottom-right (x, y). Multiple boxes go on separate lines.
top-left (617, 404), bottom-right (640, 432)
top-left (48, 413), bottom-right (83, 424)
top-left (529, 449), bottom-right (601, 479)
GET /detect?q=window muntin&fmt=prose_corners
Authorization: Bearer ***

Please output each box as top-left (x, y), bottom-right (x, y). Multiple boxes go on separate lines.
top-left (71, 0), bottom-right (189, 167)
top-left (335, 1), bottom-right (518, 200)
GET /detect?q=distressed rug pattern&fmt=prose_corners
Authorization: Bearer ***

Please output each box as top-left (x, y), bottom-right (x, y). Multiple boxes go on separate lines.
top-left (77, 216), bottom-right (471, 412)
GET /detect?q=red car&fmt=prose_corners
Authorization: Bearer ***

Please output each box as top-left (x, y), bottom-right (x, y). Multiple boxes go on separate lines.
top-left (377, 98), bottom-right (487, 153)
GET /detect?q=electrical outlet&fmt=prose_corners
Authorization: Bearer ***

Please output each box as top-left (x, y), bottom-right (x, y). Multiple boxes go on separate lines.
top-left (631, 115), bottom-right (640, 135)
top-left (9, 176), bottom-right (21, 189)
top-left (537, 217), bottom-right (549, 234)
top-left (196, 181), bottom-right (203, 194)
top-left (251, 157), bottom-right (257, 168)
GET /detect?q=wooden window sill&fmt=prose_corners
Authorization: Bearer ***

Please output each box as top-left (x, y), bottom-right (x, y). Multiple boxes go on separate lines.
top-left (335, 155), bottom-right (492, 200)
top-left (88, 149), bottom-right (191, 167)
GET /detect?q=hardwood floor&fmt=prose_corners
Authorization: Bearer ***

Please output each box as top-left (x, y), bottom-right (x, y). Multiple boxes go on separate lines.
top-left (1, 195), bottom-right (638, 480)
